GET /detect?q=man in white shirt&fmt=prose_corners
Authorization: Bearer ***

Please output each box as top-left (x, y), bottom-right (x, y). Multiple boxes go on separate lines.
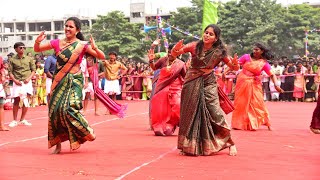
top-left (269, 60), bottom-right (283, 101)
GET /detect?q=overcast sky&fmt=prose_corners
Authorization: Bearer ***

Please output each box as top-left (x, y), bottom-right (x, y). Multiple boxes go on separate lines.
top-left (0, 0), bottom-right (318, 21)
top-left (0, 0), bottom-right (192, 20)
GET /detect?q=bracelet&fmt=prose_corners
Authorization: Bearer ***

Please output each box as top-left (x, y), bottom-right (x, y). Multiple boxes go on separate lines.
top-left (35, 41), bottom-right (41, 44)
top-left (149, 60), bottom-right (154, 64)
top-left (92, 46), bottom-right (97, 51)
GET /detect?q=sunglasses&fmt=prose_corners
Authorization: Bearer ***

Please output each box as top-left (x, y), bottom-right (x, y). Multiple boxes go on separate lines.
top-left (18, 46), bottom-right (26, 50)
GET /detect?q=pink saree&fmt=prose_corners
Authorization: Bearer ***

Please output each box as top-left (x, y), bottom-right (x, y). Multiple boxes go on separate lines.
top-left (89, 63), bottom-right (127, 118)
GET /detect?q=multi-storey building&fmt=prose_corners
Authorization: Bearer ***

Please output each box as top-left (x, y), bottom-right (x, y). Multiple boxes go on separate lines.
top-left (0, 17), bottom-right (95, 56)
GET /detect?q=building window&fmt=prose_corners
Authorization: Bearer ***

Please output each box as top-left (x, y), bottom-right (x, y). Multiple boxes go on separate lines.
top-left (132, 12), bottom-right (143, 18)
top-left (29, 23), bottom-right (36, 32)
top-left (16, 23), bottom-right (25, 32)
top-left (54, 21), bottom-right (64, 31)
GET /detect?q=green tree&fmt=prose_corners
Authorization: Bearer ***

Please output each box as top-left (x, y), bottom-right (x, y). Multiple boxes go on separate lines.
top-left (219, 0), bottom-right (320, 58)
top-left (286, 4), bottom-right (320, 57)
top-left (169, 6), bottom-right (202, 44)
top-left (91, 11), bottom-right (145, 60)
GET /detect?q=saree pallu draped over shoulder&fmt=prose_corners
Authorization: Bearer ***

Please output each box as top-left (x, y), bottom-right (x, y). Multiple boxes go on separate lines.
top-left (150, 60), bottom-right (185, 136)
top-left (231, 56), bottom-right (271, 130)
top-left (178, 43), bottom-right (234, 156)
top-left (48, 41), bottom-right (95, 150)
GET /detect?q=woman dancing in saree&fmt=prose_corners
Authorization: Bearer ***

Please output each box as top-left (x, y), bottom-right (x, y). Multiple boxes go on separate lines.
top-left (34, 17), bottom-right (105, 154)
top-left (148, 44), bottom-right (187, 136)
top-left (171, 24), bottom-right (239, 156)
top-left (310, 69), bottom-right (320, 134)
top-left (231, 43), bottom-right (283, 131)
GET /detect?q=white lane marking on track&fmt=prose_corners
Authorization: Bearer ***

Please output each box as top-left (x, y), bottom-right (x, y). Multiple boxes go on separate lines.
top-left (0, 135), bottom-right (48, 147)
top-left (0, 112), bottom-right (148, 147)
top-left (115, 147), bottom-right (177, 180)
top-left (4, 108), bottom-right (97, 124)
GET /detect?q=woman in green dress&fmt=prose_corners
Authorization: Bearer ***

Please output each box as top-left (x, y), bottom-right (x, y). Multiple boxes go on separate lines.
top-left (34, 17), bottom-right (105, 154)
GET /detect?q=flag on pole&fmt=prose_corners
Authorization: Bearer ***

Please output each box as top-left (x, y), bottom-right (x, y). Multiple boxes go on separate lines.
top-left (202, 0), bottom-right (219, 31)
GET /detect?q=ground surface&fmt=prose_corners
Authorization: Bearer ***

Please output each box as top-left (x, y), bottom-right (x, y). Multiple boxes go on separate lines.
top-left (0, 101), bottom-right (319, 180)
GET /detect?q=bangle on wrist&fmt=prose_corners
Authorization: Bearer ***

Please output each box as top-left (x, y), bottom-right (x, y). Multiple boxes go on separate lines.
top-left (92, 46), bottom-right (97, 51)
top-left (149, 60), bottom-right (154, 64)
top-left (35, 41), bottom-right (41, 44)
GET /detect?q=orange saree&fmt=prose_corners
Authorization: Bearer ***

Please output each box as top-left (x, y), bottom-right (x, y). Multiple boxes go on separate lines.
top-left (231, 54), bottom-right (272, 130)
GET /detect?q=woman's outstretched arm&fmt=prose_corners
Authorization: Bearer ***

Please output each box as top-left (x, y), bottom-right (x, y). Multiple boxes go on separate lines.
top-left (34, 31), bottom-right (53, 52)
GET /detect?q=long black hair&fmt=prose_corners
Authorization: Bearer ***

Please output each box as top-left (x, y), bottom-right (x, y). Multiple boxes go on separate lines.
top-left (250, 42), bottom-right (274, 60)
top-left (196, 24), bottom-right (227, 58)
top-left (66, 17), bottom-right (85, 41)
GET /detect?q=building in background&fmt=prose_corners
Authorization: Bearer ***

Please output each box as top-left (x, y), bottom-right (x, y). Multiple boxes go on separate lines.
top-left (0, 17), bottom-right (95, 56)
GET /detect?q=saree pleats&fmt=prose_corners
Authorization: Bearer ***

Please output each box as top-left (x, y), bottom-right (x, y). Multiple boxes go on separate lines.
top-left (231, 73), bottom-right (270, 130)
top-left (311, 93), bottom-right (320, 130)
top-left (48, 73), bottom-right (95, 150)
top-left (151, 79), bottom-right (182, 135)
top-left (178, 73), bottom-right (234, 156)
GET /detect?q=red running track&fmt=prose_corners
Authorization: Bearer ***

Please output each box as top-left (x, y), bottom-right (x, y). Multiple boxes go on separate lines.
top-left (0, 101), bottom-right (319, 180)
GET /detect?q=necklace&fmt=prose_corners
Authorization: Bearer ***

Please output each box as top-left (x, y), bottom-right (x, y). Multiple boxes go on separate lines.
top-left (64, 38), bottom-right (76, 44)
top-left (167, 59), bottom-right (176, 69)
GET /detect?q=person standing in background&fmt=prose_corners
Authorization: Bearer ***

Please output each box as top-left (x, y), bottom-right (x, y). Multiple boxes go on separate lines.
top-left (8, 42), bottom-right (35, 128)
top-left (103, 51), bottom-right (127, 100)
top-left (43, 53), bottom-right (57, 104)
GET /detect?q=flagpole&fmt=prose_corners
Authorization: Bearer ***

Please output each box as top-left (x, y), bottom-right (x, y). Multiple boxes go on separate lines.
top-left (156, 8), bottom-right (161, 53)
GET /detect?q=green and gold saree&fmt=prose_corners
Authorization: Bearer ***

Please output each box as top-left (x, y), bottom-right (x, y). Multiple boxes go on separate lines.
top-left (48, 40), bottom-right (95, 150)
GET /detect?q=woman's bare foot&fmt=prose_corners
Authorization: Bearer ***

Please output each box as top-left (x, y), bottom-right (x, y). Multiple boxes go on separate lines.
top-left (229, 145), bottom-right (237, 156)
top-left (52, 143), bottom-right (61, 154)
top-left (310, 127), bottom-right (320, 134)
top-left (0, 126), bottom-right (9, 131)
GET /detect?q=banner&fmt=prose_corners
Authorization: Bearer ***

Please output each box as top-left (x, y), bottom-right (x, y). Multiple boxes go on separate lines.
top-left (202, 0), bottom-right (219, 31)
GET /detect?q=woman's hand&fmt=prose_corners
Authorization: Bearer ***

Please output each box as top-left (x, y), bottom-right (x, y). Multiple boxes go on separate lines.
top-left (89, 35), bottom-right (97, 50)
top-left (35, 31), bottom-right (46, 43)
top-left (171, 39), bottom-right (184, 57)
top-left (275, 86), bottom-right (284, 93)
top-left (147, 49), bottom-right (155, 61)
top-left (232, 53), bottom-right (238, 65)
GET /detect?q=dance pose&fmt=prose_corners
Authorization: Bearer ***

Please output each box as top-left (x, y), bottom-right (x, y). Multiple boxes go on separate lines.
top-left (34, 17), bottom-right (105, 154)
top-left (172, 24), bottom-right (239, 156)
top-left (310, 69), bottom-right (320, 134)
top-left (148, 44), bottom-right (186, 136)
top-left (231, 43), bottom-right (283, 131)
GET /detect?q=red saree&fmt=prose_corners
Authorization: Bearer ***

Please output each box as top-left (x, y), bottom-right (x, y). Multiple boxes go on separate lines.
top-left (151, 59), bottom-right (186, 136)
